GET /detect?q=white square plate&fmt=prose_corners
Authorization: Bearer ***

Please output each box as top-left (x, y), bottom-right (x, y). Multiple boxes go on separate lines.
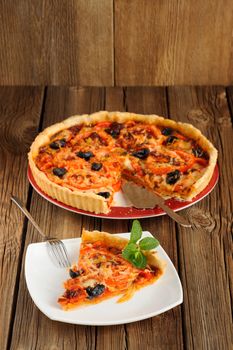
top-left (25, 231), bottom-right (183, 325)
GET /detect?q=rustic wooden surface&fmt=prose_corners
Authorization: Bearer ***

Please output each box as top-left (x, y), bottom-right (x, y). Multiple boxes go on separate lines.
top-left (115, 0), bottom-right (233, 85)
top-left (0, 1), bottom-right (113, 85)
top-left (1, 1), bottom-right (233, 85)
top-left (0, 87), bottom-right (232, 350)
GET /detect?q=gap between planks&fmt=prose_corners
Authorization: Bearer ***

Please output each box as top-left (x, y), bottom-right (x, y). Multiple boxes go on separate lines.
top-left (226, 87), bottom-right (233, 126)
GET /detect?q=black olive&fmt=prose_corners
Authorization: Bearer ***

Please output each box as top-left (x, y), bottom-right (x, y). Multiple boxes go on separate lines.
top-left (105, 122), bottom-right (123, 138)
top-left (86, 284), bottom-right (105, 299)
top-left (132, 148), bottom-right (150, 159)
top-left (50, 139), bottom-right (66, 149)
top-left (69, 269), bottom-right (82, 279)
top-left (161, 127), bottom-right (173, 136)
top-left (165, 135), bottom-right (178, 144)
top-left (91, 162), bottom-right (102, 171)
top-left (59, 139), bottom-right (66, 147)
top-left (109, 130), bottom-right (119, 138)
top-left (76, 151), bottom-right (94, 161)
top-left (166, 170), bottom-right (181, 185)
top-left (49, 141), bottom-right (60, 149)
top-left (192, 147), bottom-right (208, 159)
top-left (52, 167), bottom-right (67, 178)
top-left (97, 192), bottom-right (110, 199)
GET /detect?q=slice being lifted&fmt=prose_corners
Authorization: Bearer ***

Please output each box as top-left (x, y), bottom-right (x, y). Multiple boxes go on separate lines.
top-left (58, 229), bottom-right (165, 310)
top-left (28, 111), bottom-right (218, 213)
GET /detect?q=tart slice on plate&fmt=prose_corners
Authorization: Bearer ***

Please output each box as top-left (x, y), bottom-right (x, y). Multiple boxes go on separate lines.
top-left (28, 111), bottom-right (218, 214)
top-left (25, 229), bottom-right (182, 325)
top-left (58, 224), bottom-right (165, 310)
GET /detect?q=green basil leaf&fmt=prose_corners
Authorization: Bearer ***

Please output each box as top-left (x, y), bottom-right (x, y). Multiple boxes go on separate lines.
top-left (131, 251), bottom-right (147, 269)
top-left (122, 242), bottom-right (138, 260)
top-left (139, 237), bottom-right (159, 250)
top-left (130, 220), bottom-right (142, 243)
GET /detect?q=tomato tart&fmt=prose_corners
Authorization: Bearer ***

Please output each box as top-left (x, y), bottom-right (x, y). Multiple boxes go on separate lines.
top-left (58, 229), bottom-right (165, 310)
top-left (28, 111), bottom-right (218, 214)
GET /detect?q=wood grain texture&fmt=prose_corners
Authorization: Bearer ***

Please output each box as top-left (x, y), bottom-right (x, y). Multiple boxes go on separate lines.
top-left (0, 1), bottom-right (113, 85)
top-left (0, 87), bottom-right (44, 350)
top-left (1, 1), bottom-right (233, 85)
top-left (9, 87), bottom-right (107, 350)
top-left (115, 0), bottom-right (233, 85)
top-left (167, 86), bottom-right (233, 349)
top-left (9, 87), bottom-right (183, 350)
top-left (5, 86), bottom-right (233, 349)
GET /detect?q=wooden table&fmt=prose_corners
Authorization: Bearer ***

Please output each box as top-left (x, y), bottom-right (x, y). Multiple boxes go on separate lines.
top-left (1, 86), bottom-right (232, 350)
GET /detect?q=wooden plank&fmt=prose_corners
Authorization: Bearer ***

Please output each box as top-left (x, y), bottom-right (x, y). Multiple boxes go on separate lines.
top-left (9, 87), bottom-right (107, 350)
top-left (226, 86), bottom-right (233, 122)
top-left (0, 87), bottom-right (44, 350)
top-left (115, 0), bottom-right (233, 85)
top-left (0, 1), bottom-right (113, 85)
top-left (167, 86), bottom-right (233, 349)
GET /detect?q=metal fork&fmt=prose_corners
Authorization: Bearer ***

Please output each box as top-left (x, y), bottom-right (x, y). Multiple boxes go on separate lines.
top-left (11, 196), bottom-right (71, 268)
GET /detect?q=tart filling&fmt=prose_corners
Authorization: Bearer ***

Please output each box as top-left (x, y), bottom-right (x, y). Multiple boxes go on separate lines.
top-left (28, 111), bottom-right (218, 213)
top-left (58, 229), bottom-right (165, 310)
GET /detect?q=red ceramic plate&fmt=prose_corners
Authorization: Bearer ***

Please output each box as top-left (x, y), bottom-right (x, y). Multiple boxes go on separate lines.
top-left (28, 165), bottom-right (219, 219)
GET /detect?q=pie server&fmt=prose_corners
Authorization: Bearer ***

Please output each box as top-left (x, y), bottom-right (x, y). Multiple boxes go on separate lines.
top-left (122, 182), bottom-right (191, 228)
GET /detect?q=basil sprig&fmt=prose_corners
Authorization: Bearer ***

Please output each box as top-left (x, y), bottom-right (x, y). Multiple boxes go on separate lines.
top-left (122, 220), bottom-right (159, 269)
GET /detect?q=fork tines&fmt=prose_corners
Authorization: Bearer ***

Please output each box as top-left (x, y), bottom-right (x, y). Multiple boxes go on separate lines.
top-left (47, 239), bottom-right (71, 268)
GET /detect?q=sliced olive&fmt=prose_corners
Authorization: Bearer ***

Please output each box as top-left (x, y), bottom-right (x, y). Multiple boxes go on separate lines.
top-left (76, 151), bottom-right (94, 161)
top-left (59, 139), bottom-right (66, 147)
top-left (69, 269), bottom-right (82, 279)
top-left (49, 141), bottom-right (60, 149)
top-left (50, 139), bottom-right (66, 149)
top-left (192, 147), bottom-right (208, 159)
top-left (97, 192), bottom-right (110, 199)
top-left (105, 122), bottom-right (123, 138)
top-left (165, 135), bottom-right (178, 145)
top-left (86, 284), bottom-right (105, 299)
top-left (161, 127), bottom-right (173, 136)
top-left (52, 167), bottom-right (67, 178)
top-left (132, 148), bottom-right (150, 159)
top-left (91, 162), bottom-right (102, 171)
top-left (166, 170), bottom-right (180, 185)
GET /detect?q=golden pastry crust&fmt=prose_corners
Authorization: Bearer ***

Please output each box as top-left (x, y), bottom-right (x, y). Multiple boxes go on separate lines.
top-left (28, 111), bottom-right (218, 213)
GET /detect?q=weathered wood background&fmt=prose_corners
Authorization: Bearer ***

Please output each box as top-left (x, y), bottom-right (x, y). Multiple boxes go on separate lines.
top-left (0, 0), bottom-right (233, 85)
top-left (0, 86), bottom-right (232, 350)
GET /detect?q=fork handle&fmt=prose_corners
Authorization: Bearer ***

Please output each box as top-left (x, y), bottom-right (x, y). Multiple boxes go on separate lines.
top-left (159, 201), bottom-right (191, 228)
top-left (11, 196), bottom-right (48, 239)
